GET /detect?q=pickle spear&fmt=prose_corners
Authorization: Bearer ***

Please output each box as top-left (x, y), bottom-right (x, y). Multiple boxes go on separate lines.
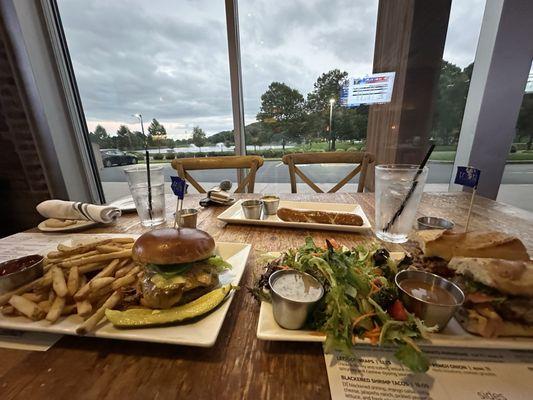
top-left (105, 284), bottom-right (233, 328)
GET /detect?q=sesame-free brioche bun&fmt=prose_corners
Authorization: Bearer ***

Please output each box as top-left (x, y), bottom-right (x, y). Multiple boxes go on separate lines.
top-left (132, 228), bottom-right (215, 265)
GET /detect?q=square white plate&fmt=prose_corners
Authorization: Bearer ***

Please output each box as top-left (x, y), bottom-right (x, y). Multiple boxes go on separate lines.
top-left (257, 302), bottom-right (533, 350)
top-left (0, 234), bottom-right (251, 347)
top-left (218, 200), bottom-right (371, 232)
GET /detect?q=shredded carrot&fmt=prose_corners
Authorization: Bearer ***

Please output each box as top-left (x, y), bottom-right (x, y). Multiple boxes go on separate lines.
top-left (327, 238), bottom-right (341, 249)
top-left (369, 280), bottom-right (380, 294)
top-left (352, 312), bottom-right (375, 328)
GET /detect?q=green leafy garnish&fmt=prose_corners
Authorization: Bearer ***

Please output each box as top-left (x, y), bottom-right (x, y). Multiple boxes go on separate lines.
top-left (394, 343), bottom-right (429, 373)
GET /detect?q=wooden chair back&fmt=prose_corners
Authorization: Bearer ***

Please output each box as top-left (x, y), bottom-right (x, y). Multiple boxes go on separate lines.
top-left (281, 151), bottom-right (374, 193)
top-left (171, 155), bottom-right (264, 193)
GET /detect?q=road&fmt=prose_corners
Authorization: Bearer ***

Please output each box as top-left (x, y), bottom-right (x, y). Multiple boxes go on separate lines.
top-left (100, 161), bottom-right (533, 184)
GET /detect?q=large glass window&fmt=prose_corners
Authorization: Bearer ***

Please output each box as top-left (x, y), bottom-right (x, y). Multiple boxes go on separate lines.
top-left (57, 0), bottom-right (233, 201)
top-left (497, 61), bottom-right (533, 211)
top-left (239, 0), bottom-right (378, 193)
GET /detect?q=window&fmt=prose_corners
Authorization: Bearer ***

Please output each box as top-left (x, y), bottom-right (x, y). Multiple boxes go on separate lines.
top-left (239, 0), bottom-right (378, 193)
top-left (57, 0), bottom-right (233, 201)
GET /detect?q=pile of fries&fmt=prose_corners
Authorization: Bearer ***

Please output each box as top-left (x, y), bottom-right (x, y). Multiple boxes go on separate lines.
top-left (0, 237), bottom-right (140, 334)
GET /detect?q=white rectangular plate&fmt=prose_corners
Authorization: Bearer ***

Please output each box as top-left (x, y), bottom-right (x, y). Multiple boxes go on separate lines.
top-left (0, 234), bottom-right (251, 348)
top-left (218, 200), bottom-right (371, 232)
top-left (257, 302), bottom-right (533, 350)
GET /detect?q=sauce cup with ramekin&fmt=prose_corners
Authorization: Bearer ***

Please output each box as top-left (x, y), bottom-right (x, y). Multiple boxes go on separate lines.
top-left (395, 269), bottom-right (464, 330)
top-left (0, 254), bottom-right (44, 293)
top-left (269, 269), bottom-right (324, 330)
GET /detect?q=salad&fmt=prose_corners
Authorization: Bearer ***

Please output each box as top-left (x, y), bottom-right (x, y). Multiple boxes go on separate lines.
top-left (251, 237), bottom-right (436, 372)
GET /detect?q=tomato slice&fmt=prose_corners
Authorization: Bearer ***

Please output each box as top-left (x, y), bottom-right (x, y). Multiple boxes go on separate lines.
top-left (389, 300), bottom-right (408, 321)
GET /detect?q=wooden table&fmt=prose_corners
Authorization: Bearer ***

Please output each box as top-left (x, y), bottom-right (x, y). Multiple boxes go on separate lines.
top-left (1, 193), bottom-right (532, 399)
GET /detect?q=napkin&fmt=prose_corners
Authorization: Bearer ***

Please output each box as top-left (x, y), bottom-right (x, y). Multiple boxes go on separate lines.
top-left (208, 190), bottom-right (231, 203)
top-left (36, 200), bottom-right (121, 224)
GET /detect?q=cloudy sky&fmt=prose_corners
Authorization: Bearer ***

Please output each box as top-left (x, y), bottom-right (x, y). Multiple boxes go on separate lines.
top-left (58, 0), bottom-right (486, 139)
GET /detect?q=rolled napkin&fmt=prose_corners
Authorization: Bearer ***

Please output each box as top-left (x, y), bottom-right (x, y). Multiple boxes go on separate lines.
top-left (208, 190), bottom-right (231, 203)
top-left (36, 200), bottom-right (121, 224)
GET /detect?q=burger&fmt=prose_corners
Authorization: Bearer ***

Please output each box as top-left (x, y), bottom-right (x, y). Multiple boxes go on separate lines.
top-left (449, 257), bottom-right (533, 338)
top-left (132, 228), bottom-right (230, 309)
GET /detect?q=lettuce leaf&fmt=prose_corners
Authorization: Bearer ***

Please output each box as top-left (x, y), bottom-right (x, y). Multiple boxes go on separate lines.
top-left (206, 255), bottom-right (232, 271)
top-left (394, 343), bottom-right (429, 373)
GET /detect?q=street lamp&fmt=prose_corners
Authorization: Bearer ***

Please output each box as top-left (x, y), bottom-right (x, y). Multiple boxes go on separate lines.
top-left (329, 98), bottom-right (335, 151)
top-left (132, 114), bottom-right (146, 148)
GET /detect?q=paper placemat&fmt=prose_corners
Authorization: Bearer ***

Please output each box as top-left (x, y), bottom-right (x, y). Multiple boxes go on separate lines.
top-left (324, 346), bottom-right (533, 400)
top-left (0, 329), bottom-right (62, 351)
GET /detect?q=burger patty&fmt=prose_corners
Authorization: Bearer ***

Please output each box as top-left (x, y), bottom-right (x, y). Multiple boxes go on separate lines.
top-left (141, 263), bottom-right (219, 309)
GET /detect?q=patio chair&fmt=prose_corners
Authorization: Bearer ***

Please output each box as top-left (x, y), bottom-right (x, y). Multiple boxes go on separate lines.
top-left (171, 155), bottom-right (264, 193)
top-left (281, 151), bottom-right (374, 193)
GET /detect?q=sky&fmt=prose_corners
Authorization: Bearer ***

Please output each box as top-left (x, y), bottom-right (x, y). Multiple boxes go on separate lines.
top-left (57, 0), bottom-right (486, 139)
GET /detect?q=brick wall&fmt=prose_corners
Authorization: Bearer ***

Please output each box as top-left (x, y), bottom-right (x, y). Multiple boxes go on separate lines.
top-left (0, 23), bottom-right (51, 237)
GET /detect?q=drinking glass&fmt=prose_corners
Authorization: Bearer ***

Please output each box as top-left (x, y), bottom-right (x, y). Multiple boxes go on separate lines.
top-left (124, 165), bottom-right (166, 227)
top-left (375, 164), bottom-right (428, 243)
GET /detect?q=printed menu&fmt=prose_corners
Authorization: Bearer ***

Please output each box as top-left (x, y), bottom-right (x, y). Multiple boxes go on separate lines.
top-left (325, 345), bottom-right (533, 400)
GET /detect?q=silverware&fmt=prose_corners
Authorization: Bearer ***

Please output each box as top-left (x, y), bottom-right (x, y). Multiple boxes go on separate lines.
top-left (175, 208), bottom-right (198, 228)
top-left (417, 216), bottom-right (455, 230)
top-left (269, 269), bottom-right (324, 330)
top-left (241, 200), bottom-right (263, 220)
top-left (261, 195), bottom-right (280, 215)
top-left (0, 255), bottom-right (44, 293)
top-left (395, 269), bottom-right (464, 330)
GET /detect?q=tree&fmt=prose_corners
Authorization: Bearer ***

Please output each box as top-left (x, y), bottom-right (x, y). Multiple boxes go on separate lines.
top-left (116, 125), bottom-right (133, 150)
top-left (88, 124), bottom-right (112, 148)
top-left (516, 93), bottom-right (533, 150)
top-left (306, 69), bottom-right (348, 113)
top-left (430, 61), bottom-right (471, 145)
top-left (148, 118), bottom-right (167, 152)
top-left (257, 82), bottom-right (305, 143)
top-left (191, 126), bottom-right (207, 152)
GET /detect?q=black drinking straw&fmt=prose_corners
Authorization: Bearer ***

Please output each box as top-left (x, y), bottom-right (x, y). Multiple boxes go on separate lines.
top-left (383, 144), bottom-right (435, 232)
top-left (136, 114), bottom-right (152, 220)
top-left (145, 149), bottom-right (153, 220)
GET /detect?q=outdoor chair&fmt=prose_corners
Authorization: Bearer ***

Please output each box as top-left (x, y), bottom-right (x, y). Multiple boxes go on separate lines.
top-left (171, 155), bottom-right (264, 193)
top-left (281, 151), bottom-right (374, 193)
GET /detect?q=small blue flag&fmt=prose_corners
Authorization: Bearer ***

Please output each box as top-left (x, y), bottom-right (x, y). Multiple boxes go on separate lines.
top-left (454, 166), bottom-right (480, 189)
top-left (171, 176), bottom-right (188, 199)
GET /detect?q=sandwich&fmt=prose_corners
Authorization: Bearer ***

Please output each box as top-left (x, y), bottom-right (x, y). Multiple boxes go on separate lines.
top-left (448, 257), bottom-right (533, 338)
top-left (132, 228), bottom-right (230, 309)
top-left (415, 230), bottom-right (530, 262)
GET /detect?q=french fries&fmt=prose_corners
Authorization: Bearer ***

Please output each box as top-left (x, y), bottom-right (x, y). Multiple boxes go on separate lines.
top-left (9, 295), bottom-right (45, 321)
top-left (46, 296), bottom-right (66, 323)
top-left (76, 291), bottom-right (122, 335)
top-left (1, 237), bottom-right (139, 335)
top-left (51, 267), bottom-right (68, 297)
top-left (67, 266), bottom-right (80, 297)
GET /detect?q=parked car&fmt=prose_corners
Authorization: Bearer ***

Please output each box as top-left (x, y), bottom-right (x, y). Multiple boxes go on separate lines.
top-left (100, 149), bottom-right (138, 167)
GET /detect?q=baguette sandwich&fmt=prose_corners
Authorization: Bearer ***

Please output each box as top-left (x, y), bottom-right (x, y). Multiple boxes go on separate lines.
top-left (449, 257), bottom-right (533, 338)
top-left (415, 230), bottom-right (530, 262)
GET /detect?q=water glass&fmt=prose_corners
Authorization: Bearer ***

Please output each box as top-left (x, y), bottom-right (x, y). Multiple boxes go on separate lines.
top-left (124, 165), bottom-right (166, 227)
top-left (375, 164), bottom-right (428, 243)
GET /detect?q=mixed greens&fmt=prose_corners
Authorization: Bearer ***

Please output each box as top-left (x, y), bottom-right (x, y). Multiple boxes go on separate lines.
top-left (251, 237), bottom-right (435, 372)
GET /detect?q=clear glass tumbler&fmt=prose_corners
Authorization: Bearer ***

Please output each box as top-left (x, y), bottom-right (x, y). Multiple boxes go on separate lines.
top-left (375, 164), bottom-right (428, 243)
top-left (124, 165), bottom-right (166, 227)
